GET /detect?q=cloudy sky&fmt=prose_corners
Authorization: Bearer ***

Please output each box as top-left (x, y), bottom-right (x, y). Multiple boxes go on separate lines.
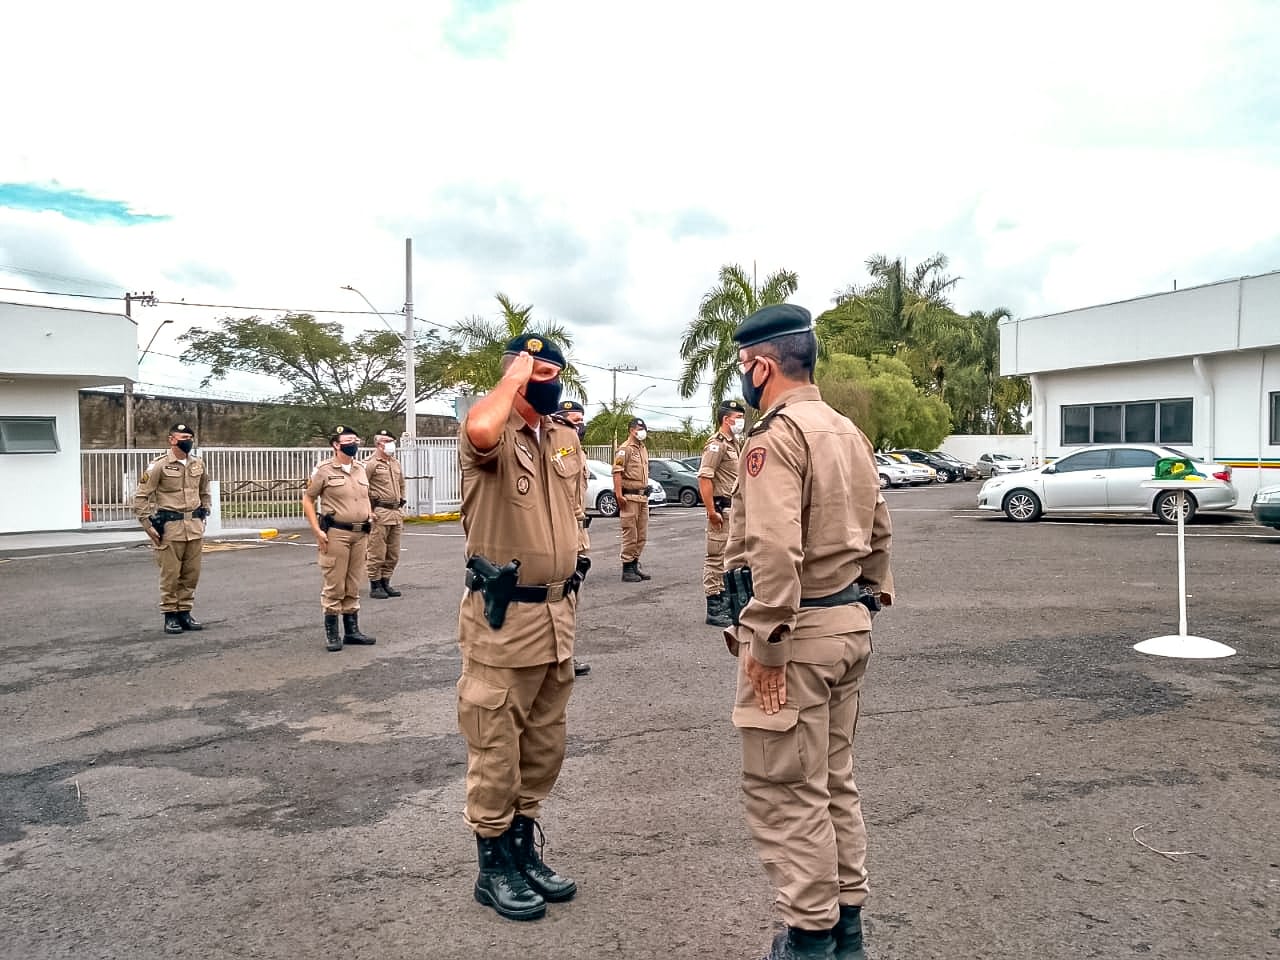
top-left (3, 0), bottom-right (1279, 427)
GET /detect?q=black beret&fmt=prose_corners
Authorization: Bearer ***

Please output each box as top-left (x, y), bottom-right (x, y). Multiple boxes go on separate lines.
top-left (717, 399), bottom-right (746, 418)
top-left (733, 303), bottom-right (813, 348)
top-left (373, 429), bottom-right (395, 439)
top-left (629, 417), bottom-right (647, 429)
top-left (330, 424), bottom-right (359, 441)
top-left (559, 399), bottom-right (585, 414)
top-left (503, 333), bottom-right (565, 368)
top-left (170, 423), bottom-right (194, 435)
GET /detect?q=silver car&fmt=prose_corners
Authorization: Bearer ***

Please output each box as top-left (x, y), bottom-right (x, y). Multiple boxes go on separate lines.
top-left (975, 452), bottom-right (1027, 477)
top-left (976, 445), bottom-right (1237, 523)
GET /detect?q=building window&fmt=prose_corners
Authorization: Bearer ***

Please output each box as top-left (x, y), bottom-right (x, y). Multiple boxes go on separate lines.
top-left (1061, 399), bottom-right (1192, 445)
top-left (0, 417), bottom-right (60, 454)
top-left (1271, 393), bottom-right (1280, 445)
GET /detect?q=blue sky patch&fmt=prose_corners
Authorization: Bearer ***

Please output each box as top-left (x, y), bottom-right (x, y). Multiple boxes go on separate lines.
top-left (0, 182), bottom-right (169, 225)
top-left (442, 0), bottom-right (514, 58)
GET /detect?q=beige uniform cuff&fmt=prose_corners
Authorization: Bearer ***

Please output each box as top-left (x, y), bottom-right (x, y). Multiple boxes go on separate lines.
top-left (750, 629), bottom-right (792, 667)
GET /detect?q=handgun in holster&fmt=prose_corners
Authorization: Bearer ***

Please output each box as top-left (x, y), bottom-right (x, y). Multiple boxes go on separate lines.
top-left (466, 555), bottom-right (521, 630)
top-left (722, 565), bottom-right (754, 627)
top-left (318, 513), bottom-right (334, 533)
top-left (148, 509), bottom-right (183, 543)
top-left (570, 555), bottom-right (591, 593)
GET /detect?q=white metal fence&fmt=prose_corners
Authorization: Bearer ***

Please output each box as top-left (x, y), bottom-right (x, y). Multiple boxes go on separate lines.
top-left (81, 440), bottom-right (704, 530)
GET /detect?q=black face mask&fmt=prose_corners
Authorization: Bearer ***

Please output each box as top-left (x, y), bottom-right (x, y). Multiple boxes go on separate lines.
top-left (574, 423), bottom-right (586, 440)
top-left (524, 378), bottom-right (564, 416)
top-left (740, 361), bottom-right (768, 410)
top-left (338, 442), bottom-right (360, 457)
top-left (175, 439), bottom-right (194, 454)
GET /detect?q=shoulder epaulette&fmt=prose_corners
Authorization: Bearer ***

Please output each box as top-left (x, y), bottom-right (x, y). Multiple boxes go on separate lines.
top-left (746, 404), bottom-right (788, 438)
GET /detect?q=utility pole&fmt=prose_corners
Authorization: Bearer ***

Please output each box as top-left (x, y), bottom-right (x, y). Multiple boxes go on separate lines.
top-left (123, 291), bottom-right (159, 448)
top-left (403, 237), bottom-right (416, 439)
top-left (609, 363), bottom-right (637, 450)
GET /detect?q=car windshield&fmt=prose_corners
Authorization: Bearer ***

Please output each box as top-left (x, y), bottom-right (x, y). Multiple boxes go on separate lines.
top-left (656, 459), bottom-right (690, 472)
top-left (931, 452), bottom-right (958, 461)
top-left (992, 454), bottom-right (1018, 461)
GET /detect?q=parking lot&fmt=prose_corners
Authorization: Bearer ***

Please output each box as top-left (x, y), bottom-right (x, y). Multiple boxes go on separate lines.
top-left (2, 483), bottom-right (1278, 960)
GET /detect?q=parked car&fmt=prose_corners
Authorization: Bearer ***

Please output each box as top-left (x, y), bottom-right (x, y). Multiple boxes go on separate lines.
top-left (889, 448), bottom-right (967, 484)
top-left (929, 450), bottom-right (980, 480)
top-left (872, 454), bottom-right (916, 488)
top-left (975, 452), bottom-right (1028, 477)
top-left (648, 457), bottom-right (703, 507)
top-left (585, 459), bottom-right (665, 517)
top-left (976, 445), bottom-right (1236, 523)
top-left (875, 453), bottom-right (932, 486)
top-left (1253, 483), bottom-right (1280, 529)
top-left (678, 455), bottom-right (703, 473)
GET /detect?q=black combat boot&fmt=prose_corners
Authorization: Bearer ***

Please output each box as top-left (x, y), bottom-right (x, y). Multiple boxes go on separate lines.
top-left (342, 613), bottom-right (376, 645)
top-left (764, 926), bottom-right (837, 960)
top-left (573, 659), bottom-right (590, 677)
top-left (508, 815), bottom-right (577, 902)
top-left (832, 905), bottom-right (865, 960)
top-left (163, 612), bottom-right (183, 635)
top-left (705, 594), bottom-right (732, 627)
top-left (369, 579), bottom-right (389, 599)
top-left (381, 578), bottom-right (402, 597)
top-left (474, 833), bottom-right (546, 921)
top-left (324, 615), bottom-right (342, 652)
top-left (621, 561), bottom-right (643, 582)
top-left (176, 611), bottom-right (203, 631)
top-left (634, 560), bottom-right (652, 581)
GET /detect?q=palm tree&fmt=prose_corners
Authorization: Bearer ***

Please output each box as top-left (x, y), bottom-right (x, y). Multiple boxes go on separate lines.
top-left (446, 292), bottom-right (588, 400)
top-left (821, 253), bottom-right (963, 358)
top-left (678, 263), bottom-right (799, 403)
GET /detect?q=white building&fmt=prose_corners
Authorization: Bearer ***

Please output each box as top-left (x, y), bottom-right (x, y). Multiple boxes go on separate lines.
top-left (0, 301), bottom-right (136, 534)
top-left (1000, 271), bottom-right (1280, 507)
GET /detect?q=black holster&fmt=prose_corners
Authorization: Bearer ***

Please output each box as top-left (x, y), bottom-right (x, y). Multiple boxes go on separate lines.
top-left (466, 556), bottom-right (521, 629)
top-left (318, 514), bottom-right (334, 533)
top-left (149, 509), bottom-right (183, 542)
top-left (722, 565), bottom-right (754, 626)
top-left (713, 496), bottom-right (732, 512)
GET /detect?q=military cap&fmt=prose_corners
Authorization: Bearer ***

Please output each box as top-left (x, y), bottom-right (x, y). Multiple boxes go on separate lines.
top-left (373, 429), bottom-right (395, 439)
top-left (559, 399), bottom-right (585, 414)
top-left (169, 423), bottom-right (194, 435)
top-left (717, 399), bottom-right (746, 418)
top-left (330, 424), bottom-right (359, 440)
top-left (628, 417), bottom-right (647, 429)
top-left (503, 333), bottom-right (565, 368)
top-left (733, 303), bottom-right (813, 348)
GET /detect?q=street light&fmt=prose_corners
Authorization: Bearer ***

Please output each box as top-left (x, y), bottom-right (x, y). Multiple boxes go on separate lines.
top-left (340, 283), bottom-right (416, 439)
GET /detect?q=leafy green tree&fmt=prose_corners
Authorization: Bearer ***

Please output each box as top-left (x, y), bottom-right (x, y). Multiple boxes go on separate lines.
top-left (817, 353), bottom-right (951, 451)
top-left (445, 292), bottom-right (587, 400)
top-left (678, 263), bottom-right (799, 404)
top-left (177, 313), bottom-right (456, 443)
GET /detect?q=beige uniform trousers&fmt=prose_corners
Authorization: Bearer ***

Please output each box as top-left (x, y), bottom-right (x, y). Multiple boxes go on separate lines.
top-left (734, 628), bottom-right (872, 930)
top-left (703, 509), bottom-right (729, 595)
top-left (619, 496), bottom-right (648, 563)
top-left (366, 522), bottom-right (402, 580)
top-left (154, 538), bottom-right (203, 612)
top-left (319, 527), bottom-right (367, 614)
top-left (456, 656), bottom-right (576, 837)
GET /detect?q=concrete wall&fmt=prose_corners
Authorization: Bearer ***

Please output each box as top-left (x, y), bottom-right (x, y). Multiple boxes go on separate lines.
top-left (939, 434), bottom-right (1035, 464)
top-left (0, 379), bottom-right (82, 533)
top-left (0, 301), bottom-right (136, 385)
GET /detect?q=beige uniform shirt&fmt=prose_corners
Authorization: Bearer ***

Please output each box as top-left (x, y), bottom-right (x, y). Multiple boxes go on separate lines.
top-left (612, 437), bottom-right (649, 501)
top-left (133, 452), bottom-right (212, 542)
top-left (724, 384), bottom-right (894, 666)
top-left (697, 429), bottom-right (740, 499)
top-left (305, 459), bottom-right (373, 524)
top-left (458, 410), bottom-right (583, 667)
top-left (364, 455), bottom-right (405, 524)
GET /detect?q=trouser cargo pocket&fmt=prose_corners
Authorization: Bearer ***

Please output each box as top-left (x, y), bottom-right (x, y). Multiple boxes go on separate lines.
top-left (732, 704), bottom-right (805, 783)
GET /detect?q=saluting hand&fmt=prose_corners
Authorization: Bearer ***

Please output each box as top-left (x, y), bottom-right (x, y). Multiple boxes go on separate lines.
top-left (743, 648), bottom-right (787, 715)
top-left (502, 350), bottom-right (535, 387)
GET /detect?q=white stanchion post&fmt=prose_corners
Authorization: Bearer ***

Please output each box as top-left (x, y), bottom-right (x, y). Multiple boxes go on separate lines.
top-left (206, 480), bottom-right (223, 536)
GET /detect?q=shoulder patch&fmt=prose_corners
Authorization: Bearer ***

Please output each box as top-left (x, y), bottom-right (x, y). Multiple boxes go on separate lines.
top-left (708, 442), bottom-right (721, 453)
top-left (613, 450), bottom-right (626, 464)
top-left (745, 447), bottom-right (767, 477)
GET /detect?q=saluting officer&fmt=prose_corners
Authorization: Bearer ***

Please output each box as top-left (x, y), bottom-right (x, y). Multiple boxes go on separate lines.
top-left (364, 428), bottom-right (406, 599)
top-left (698, 399), bottom-right (746, 627)
top-left (552, 399), bottom-right (592, 678)
top-left (132, 423), bottom-right (211, 635)
top-left (302, 426), bottom-right (377, 652)
top-left (456, 334), bottom-right (587, 922)
top-left (613, 416), bottom-right (650, 582)
top-left (722, 304), bottom-right (894, 960)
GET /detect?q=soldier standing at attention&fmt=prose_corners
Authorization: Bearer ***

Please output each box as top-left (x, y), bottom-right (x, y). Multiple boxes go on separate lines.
top-left (698, 399), bottom-right (746, 628)
top-left (552, 399), bottom-right (592, 678)
top-left (132, 423), bottom-right (211, 635)
top-left (613, 416), bottom-right (650, 582)
top-left (456, 334), bottom-right (588, 922)
top-left (722, 304), bottom-right (893, 960)
top-left (302, 426), bottom-right (377, 653)
top-left (364, 428), bottom-right (406, 599)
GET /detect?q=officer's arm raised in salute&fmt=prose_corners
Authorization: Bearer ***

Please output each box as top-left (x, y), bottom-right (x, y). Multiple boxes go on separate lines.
top-left (466, 351), bottom-right (536, 451)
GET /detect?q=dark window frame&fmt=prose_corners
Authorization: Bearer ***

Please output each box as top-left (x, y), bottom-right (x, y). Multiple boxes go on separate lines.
top-left (1061, 398), bottom-right (1193, 446)
top-left (0, 416), bottom-right (61, 454)
top-left (1270, 392), bottom-right (1280, 446)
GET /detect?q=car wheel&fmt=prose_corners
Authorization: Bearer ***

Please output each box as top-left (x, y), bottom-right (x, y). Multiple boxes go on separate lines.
top-left (596, 491), bottom-right (619, 518)
top-left (679, 487), bottom-right (698, 507)
top-left (936, 469), bottom-right (951, 484)
top-left (1002, 489), bottom-right (1042, 522)
top-left (878, 472), bottom-right (890, 489)
top-left (1154, 490), bottom-right (1197, 524)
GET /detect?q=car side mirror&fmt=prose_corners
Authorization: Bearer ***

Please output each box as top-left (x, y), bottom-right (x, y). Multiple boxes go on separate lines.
top-left (1043, 464), bottom-right (1056, 474)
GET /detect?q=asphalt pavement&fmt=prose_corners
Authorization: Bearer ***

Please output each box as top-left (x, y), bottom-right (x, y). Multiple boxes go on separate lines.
top-left (2, 485), bottom-right (1278, 959)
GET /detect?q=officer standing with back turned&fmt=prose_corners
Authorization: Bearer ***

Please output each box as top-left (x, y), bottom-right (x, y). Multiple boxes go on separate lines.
top-left (722, 304), bottom-right (893, 960)
top-left (456, 334), bottom-right (588, 922)
top-left (132, 423), bottom-right (211, 635)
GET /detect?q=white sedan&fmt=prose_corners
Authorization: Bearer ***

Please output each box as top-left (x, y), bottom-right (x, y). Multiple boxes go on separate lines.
top-left (976, 452), bottom-right (1027, 477)
top-left (873, 454), bottom-right (920, 488)
top-left (976, 445), bottom-right (1237, 523)
top-left (585, 459), bottom-right (665, 517)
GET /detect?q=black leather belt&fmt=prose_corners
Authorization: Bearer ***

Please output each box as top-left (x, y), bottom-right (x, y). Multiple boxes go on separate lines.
top-left (328, 519), bottom-right (372, 533)
top-left (465, 570), bottom-right (574, 603)
top-left (622, 487), bottom-right (646, 495)
top-left (372, 500), bottom-right (403, 509)
top-left (800, 581), bottom-right (880, 612)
